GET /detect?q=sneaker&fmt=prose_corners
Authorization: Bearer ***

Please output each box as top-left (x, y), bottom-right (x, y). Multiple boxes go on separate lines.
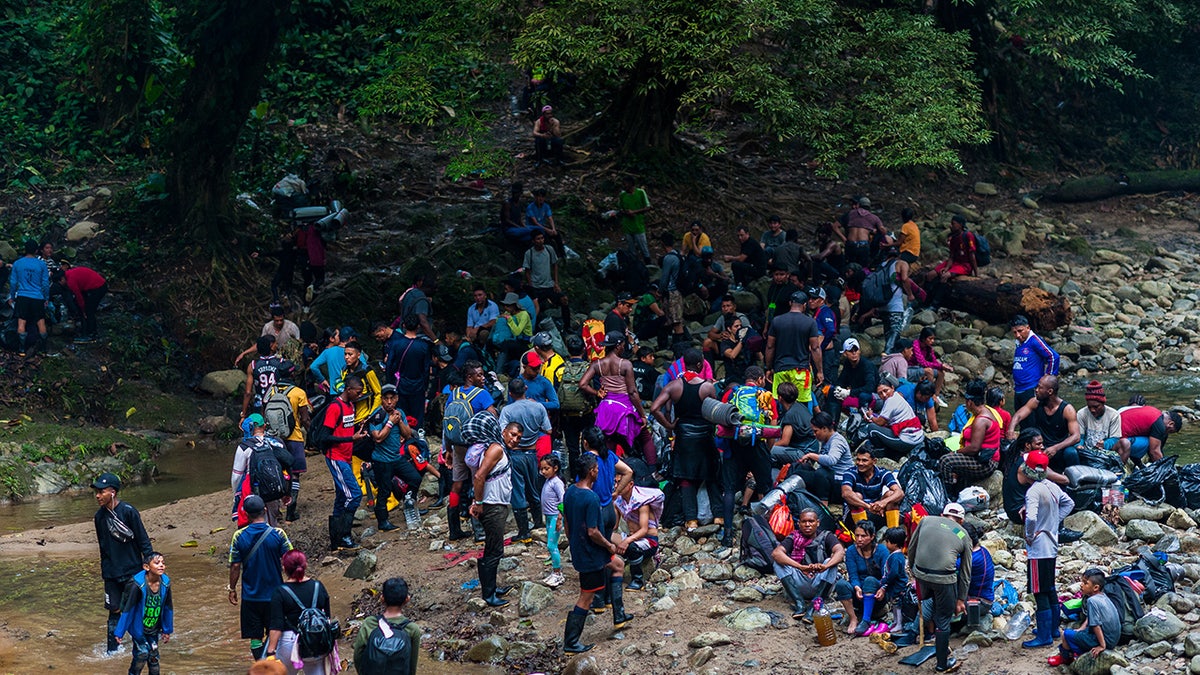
top-left (543, 571), bottom-right (565, 587)
top-left (305, 285), bottom-right (315, 303)
top-left (934, 395), bottom-right (948, 408)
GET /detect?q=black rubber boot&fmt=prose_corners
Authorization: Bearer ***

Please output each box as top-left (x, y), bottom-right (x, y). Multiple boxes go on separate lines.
top-left (338, 513), bottom-right (360, 550)
top-left (626, 561), bottom-right (645, 591)
top-left (934, 630), bottom-right (959, 672)
top-left (479, 561), bottom-right (509, 608)
top-left (447, 506), bottom-right (470, 540)
top-left (328, 515), bottom-right (341, 551)
top-left (562, 611), bottom-right (593, 653)
top-left (285, 500), bottom-right (298, 523)
top-left (610, 576), bottom-right (634, 629)
top-left (106, 613), bottom-right (120, 653)
top-left (471, 517), bottom-right (486, 543)
top-left (591, 570), bottom-right (611, 613)
top-left (514, 508), bottom-right (532, 542)
top-left (780, 574), bottom-right (807, 619)
top-left (375, 508), bottom-right (399, 531)
top-left (532, 510), bottom-right (545, 529)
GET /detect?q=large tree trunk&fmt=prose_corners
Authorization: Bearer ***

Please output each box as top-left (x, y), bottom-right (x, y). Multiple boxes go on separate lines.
top-left (1042, 170), bottom-right (1200, 202)
top-left (944, 277), bottom-right (1073, 332)
top-left (167, 0), bottom-right (289, 249)
top-left (607, 61), bottom-right (685, 157)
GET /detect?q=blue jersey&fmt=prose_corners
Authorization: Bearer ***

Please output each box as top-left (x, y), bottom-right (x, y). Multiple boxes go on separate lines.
top-left (1012, 332), bottom-right (1059, 392)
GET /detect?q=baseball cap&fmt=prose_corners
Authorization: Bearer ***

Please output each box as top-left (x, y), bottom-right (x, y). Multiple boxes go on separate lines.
top-left (879, 374), bottom-right (901, 390)
top-left (522, 350), bottom-right (543, 368)
top-left (1025, 450), bottom-right (1050, 470)
top-left (92, 472), bottom-right (121, 491)
top-left (434, 344), bottom-right (453, 362)
top-left (604, 332), bottom-right (626, 347)
top-left (789, 290), bottom-right (808, 305)
top-left (380, 384), bottom-right (398, 395)
top-left (532, 332), bottom-right (553, 349)
top-left (341, 326), bottom-right (359, 340)
top-left (242, 495), bottom-right (266, 516)
top-left (541, 105), bottom-right (553, 113)
top-left (842, 337), bottom-right (860, 352)
top-left (942, 502), bottom-right (965, 519)
top-left (616, 291), bottom-right (636, 304)
top-left (858, 197), bottom-right (871, 208)
top-left (246, 413), bottom-right (265, 427)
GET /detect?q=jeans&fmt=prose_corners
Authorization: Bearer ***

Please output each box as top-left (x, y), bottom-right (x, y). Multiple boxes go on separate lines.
top-left (129, 634), bottom-right (161, 675)
top-left (1063, 627), bottom-right (1101, 654)
top-left (507, 450), bottom-right (541, 513)
top-left (325, 457), bottom-right (363, 517)
top-left (626, 232), bottom-right (650, 261)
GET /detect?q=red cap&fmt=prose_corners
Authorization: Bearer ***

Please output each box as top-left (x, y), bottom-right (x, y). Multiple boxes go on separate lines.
top-left (522, 350), bottom-right (542, 368)
top-left (1025, 451), bottom-right (1050, 470)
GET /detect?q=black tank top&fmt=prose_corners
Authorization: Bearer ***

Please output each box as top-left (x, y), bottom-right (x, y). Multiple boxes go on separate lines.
top-left (676, 380), bottom-right (707, 424)
top-left (1030, 399), bottom-right (1069, 447)
top-left (252, 356), bottom-right (282, 400)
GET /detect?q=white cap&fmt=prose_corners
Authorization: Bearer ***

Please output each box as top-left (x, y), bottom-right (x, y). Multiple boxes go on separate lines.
top-left (842, 337), bottom-right (860, 352)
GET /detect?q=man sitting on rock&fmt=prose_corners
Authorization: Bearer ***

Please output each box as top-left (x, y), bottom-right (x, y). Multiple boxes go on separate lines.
top-left (1074, 380), bottom-right (1129, 461)
top-left (1008, 375), bottom-right (1080, 474)
top-left (772, 508), bottom-right (855, 622)
top-left (1118, 404), bottom-right (1183, 466)
top-left (841, 446), bottom-right (903, 530)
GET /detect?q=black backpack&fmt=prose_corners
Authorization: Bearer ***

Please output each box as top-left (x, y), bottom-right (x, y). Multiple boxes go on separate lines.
top-left (307, 396), bottom-right (335, 452)
top-left (677, 255), bottom-right (702, 295)
top-left (971, 231), bottom-right (992, 266)
top-left (281, 583), bottom-right (339, 659)
top-left (1102, 574), bottom-right (1144, 644)
top-left (858, 260), bottom-right (896, 311)
top-left (613, 249), bottom-right (649, 293)
top-left (248, 438), bottom-right (289, 502)
top-left (1115, 550), bottom-right (1175, 604)
top-left (739, 514), bottom-right (779, 573)
top-left (358, 616), bottom-right (413, 675)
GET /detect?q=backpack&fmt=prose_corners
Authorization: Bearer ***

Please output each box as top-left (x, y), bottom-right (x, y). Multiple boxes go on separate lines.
top-left (248, 438), bottom-right (289, 502)
top-left (281, 583), bottom-right (339, 659)
top-left (677, 255), bottom-right (702, 295)
top-left (442, 388), bottom-right (481, 447)
top-left (307, 396), bottom-right (334, 451)
top-left (1115, 550), bottom-right (1175, 604)
top-left (1102, 574), bottom-right (1144, 644)
top-left (613, 250), bottom-right (649, 293)
top-left (739, 514), bottom-right (779, 573)
top-left (357, 616), bottom-right (412, 674)
top-left (859, 260), bottom-right (896, 310)
top-left (729, 385), bottom-right (773, 444)
top-left (558, 360), bottom-right (594, 414)
top-left (263, 385), bottom-right (297, 439)
top-left (971, 232), bottom-right (992, 266)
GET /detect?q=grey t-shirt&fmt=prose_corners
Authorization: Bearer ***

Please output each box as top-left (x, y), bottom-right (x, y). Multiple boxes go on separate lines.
top-left (660, 251), bottom-right (681, 291)
top-left (768, 311), bottom-right (820, 370)
top-left (523, 246), bottom-right (559, 290)
top-left (399, 288), bottom-right (431, 324)
top-left (1024, 479), bottom-right (1075, 559)
top-left (498, 399), bottom-right (552, 448)
top-left (1085, 592), bottom-right (1122, 650)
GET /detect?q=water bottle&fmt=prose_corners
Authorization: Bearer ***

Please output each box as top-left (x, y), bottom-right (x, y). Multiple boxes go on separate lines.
top-left (813, 597), bottom-right (838, 646)
top-left (456, 269), bottom-right (473, 279)
top-left (404, 494), bottom-right (420, 530)
top-left (1003, 609), bottom-right (1031, 641)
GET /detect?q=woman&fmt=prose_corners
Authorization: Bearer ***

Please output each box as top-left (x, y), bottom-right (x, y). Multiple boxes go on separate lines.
top-left (582, 425), bottom-right (634, 613)
top-left (495, 292), bottom-right (533, 377)
top-left (719, 314), bottom-right (752, 386)
top-left (911, 327), bottom-right (948, 397)
top-left (791, 411), bottom-right (853, 504)
top-left (826, 337), bottom-right (877, 425)
top-left (613, 480), bottom-right (663, 591)
top-left (682, 220), bottom-right (712, 259)
top-left (267, 551), bottom-right (335, 674)
top-left (580, 334), bottom-right (655, 466)
top-left (844, 520), bottom-right (889, 635)
top-left (865, 374), bottom-right (925, 460)
top-left (464, 412), bottom-right (519, 607)
top-left (938, 379), bottom-right (1002, 497)
top-left (1001, 428), bottom-right (1044, 524)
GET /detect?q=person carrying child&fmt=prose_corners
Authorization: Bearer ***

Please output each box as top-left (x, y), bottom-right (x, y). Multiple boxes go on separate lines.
top-left (539, 455), bottom-right (566, 588)
top-left (1047, 568), bottom-right (1121, 667)
top-left (115, 551), bottom-right (173, 675)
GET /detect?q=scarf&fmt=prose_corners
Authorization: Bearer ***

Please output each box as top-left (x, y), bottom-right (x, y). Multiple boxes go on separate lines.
top-left (462, 411), bottom-right (503, 448)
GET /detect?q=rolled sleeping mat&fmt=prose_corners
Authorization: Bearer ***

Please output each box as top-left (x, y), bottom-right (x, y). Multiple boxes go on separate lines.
top-left (753, 474), bottom-right (806, 515)
top-left (1064, 465), bottom-right (1119, 489)
top-left (701, 398), bottom-right (742, 426)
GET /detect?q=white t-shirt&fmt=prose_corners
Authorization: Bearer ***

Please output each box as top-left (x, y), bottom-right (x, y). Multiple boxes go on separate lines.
top-left (879, 394), bottom-right (924, 443)
top-left (1078, 405), bottom-right (1122, 449)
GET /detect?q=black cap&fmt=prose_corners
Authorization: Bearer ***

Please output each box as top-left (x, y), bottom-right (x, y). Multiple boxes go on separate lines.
top-left (243, 495), bottom-right (266, 516)
top-left (615, 291), bottom-right (635, 304)
top-left (789, 290), bottom-right (809, 305)
top-left (380, 384), bottom-right (398, 395)
top-left (92, 472), bottom-right (121, 491)
top-left (604, 332), bottom-right (626, 347)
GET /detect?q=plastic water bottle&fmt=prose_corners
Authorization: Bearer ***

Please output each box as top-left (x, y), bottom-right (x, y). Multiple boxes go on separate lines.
top-left (456, 269), bottom-right (472, 279)
top-left (1003, 609), bottom-right (1031, 641)
top-left (404, 495), bottom-right (420, 530)
top-left (813, 597), bottom-right (838, 646)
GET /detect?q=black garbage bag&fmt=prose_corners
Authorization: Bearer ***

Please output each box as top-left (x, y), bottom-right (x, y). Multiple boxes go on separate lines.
top-left (1124, 455), bottom-right (1183, 507)
top-left (1177, 463), bottom-right (1200, 510)
top-left (898, 459), bottom-right (949, 516)
top-left (908, 437), bottom-right (948, 469)
top-left (1077, 446), bottom-right (1125, 476)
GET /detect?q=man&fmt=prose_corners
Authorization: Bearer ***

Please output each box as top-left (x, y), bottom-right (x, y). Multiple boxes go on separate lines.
top-left (525, 188), bottom-right (563, 255)
top-left (827, 337), bottom-right (877, 425)
top-left (772, 229), bottom-right (808, 279)
top-left (765, 290), bottom-right (823, 403)
top-left (898, 379), bottom-right (939, 432)
top-left (558, 335), bottom-right (595, 472)
top-left (807, 286), bottom-right (839, 386)
top-left (273, 362), bottom-right (311, 523)
top-left (500, 181), bottom-right (534, 243)
top-left (446, 361), bottom-right (498, 542)
top-left (366, 384), bottom-right (418, 532)
top-left (1019, 450), bottom-right (1074, 649)
top-left (722, 225), bottom-right (767, 287)
top-left (1119, 405), bottom-right (1183, 464)
top-left (562, 452), bottom-right (632, 653)
top-left (465, 285), bottom-right (499, 342)
top-left (227, 495), bottom-right (294, 661)
top-left (352, 577), bottom-right (422, 674)
top-left (771, 508), bottom-right (854, 622)
top-left (604, 292), bottom-right (637, 345)
top-left (524, 231), bottom-right (571, 332)
top-left (928, 215), bottom-right (977, 282)
top-left (763, 266), bottom-right (794, 331)
top-left (1075, 381), bottom-right (1129, 459)
top-left (514, 350), bottom-right (560, 414)
top-left (841, 447), bottom-right (904, 529)
top-left (1009, 375), bottom-right (1080, 473)
top-left (650, 349), bottom-right (720, 536)
top-left (897, 207), bottom-right (921, 265)
top-left (532, 105), bottom-right (564, 165)
top-left (703, 295), bottom-right (750, 359)
top-left (52, 264), bottom-right (107, 342)
top-left (879, 335), bottom-right (916, 383)
top-left (760, 215), bottom-right (786, 261)
top-left (499, 377), bottom-right (553, 542)
top-left (396, 273), bottom-right (436, 341)
top-left (318, 373), bottom-right (368, 550)
top-left (721, 365), bottom-right (777, 502)
top-left (657, 233), bottom-right (685, 341)
top-left (617, 176), bottom-right (653, 264)
top-left (240, 336), bottom-right (282, 421)
top-left (7, 239), bottom-right (50, 356)
top-left (877, 245), bottom-right (914, 355)
top-left (532, 332), bottom-right (565, 387)
top-left (1011, 315), bottom-right (1060, 411)
top-left (696, 247), bottom-right (730, 305)
top-left (376, 316), bottom-right (431, 429)
top-left (682, 220), bottom-right (712, 259)
top-left (907, 504), bottom-right (972, 673)
top-left (771, 381), bottom-right (819, 467)
top-left (836, 197), bottom-right (887, 268)
top-left (230, 414), bottom-right (294, 526)
top-left (93, 472), bottom-right (153, 654)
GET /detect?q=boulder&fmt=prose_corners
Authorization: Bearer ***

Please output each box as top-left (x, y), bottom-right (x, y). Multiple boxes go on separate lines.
top-left (343, 550), bottom-right (377, 580)
top-left (650, 596), bottom-right (677, 613)
top-left (1124, 519), bottom-right (1165, 543)
top-left (1119, 502), bottom-right (1173, 523)
top-left (1069, 649), bottom-right (1129, 675)
top-left (731, 587), bottom-right (763, 603)
top-left (699, 563), bottom-right (733, 582)
top-left (197, 415), bottom-right (234, 434)
top-left (198, 370), bottom-right (247, 397)
top-left (963, 631), bottom-right (993, 648)
top-left (708, 604), bottom-right (733, 618)
top-left (1092, 250), bottom-right (1133, 265)
top-left (72, 195), bottom-right (96, 211)
top-left (934, 321), bottom-right (962, 341)
top-left (466, 636), bottom-right (508, 663)
top-left (720, 607), bottom-right (772, 631)
top-left (1085, 295), bottom-right (1117, 315)
top-left (1191, 655), bottom-right (1200, 675)
top-left (1073, 332), bottom-right (1104, 355)
top-left (673, 570), bottom-right (704, 589)
top-left (1133, 609), bottom-right (1187, 643)
top-left (674, 537), bottom-right (701, 556)
top-left (974, 182), bottom-right (998, 196)
top-left (689, 646), bottom-right (714, 668)
top-left (66, 220), bottom-right (104, 242)
top-left (733, 565), bottom-right (763, 582)
top-left (977, 471), bottom-right (1004, 504)
top-left (562, 653), bottom-right (602, 675)
top-left (1064, 510), bottom-right (1119, 547)
top-left (518, 581), bottom-right (554, 617)
top-left (0, 240), bottom-right (16, 261)
top-left (688, 631), bottom-right (733, 648)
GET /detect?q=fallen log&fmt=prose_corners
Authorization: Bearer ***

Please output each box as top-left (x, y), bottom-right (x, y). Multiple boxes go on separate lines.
top-left (943, 277), bottom-right (1072, 332)
top-left (1041, 169), bottom-right (1200, 203)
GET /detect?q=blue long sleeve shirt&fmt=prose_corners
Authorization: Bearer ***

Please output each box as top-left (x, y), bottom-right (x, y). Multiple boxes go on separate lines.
top-left (8, 256), bottom-right (49, 301)
top-left (309, 346), bottom-right (347, 390)
top-left (845, 542), bottom-right (889, 588)
top-left (1013, 331), bottom-right (1060, 392)
top-left (968, 547), bottom-right (995, 602)
top-left (881, 549), bottom-right (908, 596)
top-left (509, 374), bottom-right (559, 410)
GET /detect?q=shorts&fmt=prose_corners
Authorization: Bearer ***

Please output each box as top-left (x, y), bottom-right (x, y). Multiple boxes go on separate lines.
top-left (452, 444), bottom-right (471, 483)
top-left (773, 367), bottom-right (813, 404)
top-left (103, 577), bottom-right (130, 612)
top-left (907, 366), bottom-right (926, 382)
top-left (240, 599), bottom-right (273, 639)
top-left (664, 290), bottom-right (683, 325)
top-left (578, 569), bottom-right (606, 593)
top-left (14, 297), bottom-right (45, 323)
top-left (1127, 436), bottom-right (1154, 460)
top-left (1027, 557), bottom-right (1056, 595)
top-left (900, 251), bottom-right (919, 265)
top-left (285, 439), bottom-right (307, 473)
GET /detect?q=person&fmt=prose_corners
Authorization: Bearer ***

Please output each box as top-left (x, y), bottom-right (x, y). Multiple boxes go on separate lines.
top-left (923, 215), bottom-right (976, 307)
top-left (524, 231), bottom-right (571, 331)
top-left (352, 578), bottom-right (421, 675)
top-left (365, 384), bottom-right (418, 532)
top-left (558, 336), bottom-right (595, 469)
top-left (582, 425), bottom-right (634, 613)
top-left (465, 286), bottom-right (499, 342)
top-left (525, 188), bottom-right (563, 256)
top-left (1010, 315), bottom-right (1060, 411)
top-left (773, 229), bottom-right (808, 279)
top-left (907, 505), bottom-right (972, 673)
top-left (938, 379), bottom-right (1001, 497)
top-left (266, 551), bottom-right (333, 673)
top-left (499, 377), bottom-right (553, 541)
top-left (964, 522), bottom-right (995, 628)
top-left (229, 495), bottom-right (295, 661)
top-left (1075, 380), bottom-right (1129, 459)
top-left (1119, 404), bottom-right (1183, 464)
top-left (719, 365), bottom-right (777, 509)
top-left (236, 305), bottom-right (302, 367)
top-left (765, 290), bottom-right (823, 402)
top-left (879, 339), bottom-right (915, 383)
top-left (242, 336), bottom-right (284, 421)
top-left (841, 447), bottom-right (903, 529)
top-left (760, 215), bottom-right (786, 260)
top-left (789, 411), bottom-right (852, 504)
top-left (464, 413), bottom-right (519, 607)
top-left (533, 105), bottom-right (564, 165)
top-left (718, 313), bottom-right (753, 385)
top-left (270, 363), bottom-right (311, 523)
top-left (317, 374), bottom-right (368, 551)
top-left (1009, 375), bottom-right (1080, 473)
top-left (681, 220), bottom-right (712, 259)
top-left (396, 273), bottom-right (436, 341)
top-left (500, 181), bottom-right (536, 243)
top-left (562, 452), bottom-right (633, 653)
top-left (650, 349), bottom-right (719, 536)
top-left (875, 246), bottom-right (914, 354)
top-left (52, 264), bottom-right (107, 342)
top-left (1000, 428), bottom-right (1068, 525)
top-left (1019, 449), bottom-right (1074, 648)
top-left (865, 374), bottom-right (925, 460)
top-left (1047, 568), bottom-right (1121, 667)
top-left (231, 414), bottom-right (294, 526)
top-left (770, 382), bottom-right (818, 465)
top-left (827, 337), bottom-right (877, 425)
top-left (8, 239), bottom-right (50, 355)
top-left (878, 527), bottom-right (909, 631)
top-left (538, 455), bottom-right (567, 587)
top-left (617, 176), bottom-right (653, 263)
top-left (657, 233), bottom-right (686, 341)
top-left (760, 266), bottom-right (792, 330)
top-left (496, 292), bottom-right (533, 377)
top-left (603, 291), bottom-right (636, 345)
top-left (93, 472), bottom-right (153, 654)
top-left (513, 350), bottom-right (560, 423)
top-left (702, 294), bottom-right (750, 359)
top-left (630, 346), bottom-right (658, 402)
top-left (722, 225), bottom-right (767, 286)
top-left (114, 551), bottom-right (173, 675)
top-left (806, 286), bottom-right (838, 384)
top-left (897, 207), bottom-right (921, 265)
top-left (772, 508), bottom-right (854, 623)
top-left (377, 316), bottom-right (431, 428)
top-left (844, 520), bottom-right (889, 635)
top-left (445, 362), bottom-right (498, 542)
top-left (579, 333), bottom-right (653, 464)
top-left (696, 247), bottom-right (730, 306)
top-left (911, 327), bottom-right (949, 397)
top-left (296, 221), bottom-right (326, 310)
top-left (897, 379), bottom-right (939, 432)
top-left (836, 197), bottom-right (887, 268)
top-left (613, 479), bottom-right (663, 591)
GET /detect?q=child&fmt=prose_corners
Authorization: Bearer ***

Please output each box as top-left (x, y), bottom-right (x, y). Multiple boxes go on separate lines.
top-left (879, 526), bottom-right (909, 630)
top-left (353, 577), bottom-right (422, 674)
top-left (539, 455), bottom-right (566, 587)
top-left (845, 520), bottom-right (888, 636)
top-left (1048, 568), bottom-right (1121, 667)
top-left (115, 551), bottom-right (174, 675)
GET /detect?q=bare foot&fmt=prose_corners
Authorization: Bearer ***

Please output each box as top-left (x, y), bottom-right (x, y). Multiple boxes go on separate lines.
top-left (845, 620), bottom-right (858, 635)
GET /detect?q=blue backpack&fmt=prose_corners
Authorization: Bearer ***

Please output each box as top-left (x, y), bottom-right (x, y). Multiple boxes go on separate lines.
top-left (972, 232), bottom-right (992, 266)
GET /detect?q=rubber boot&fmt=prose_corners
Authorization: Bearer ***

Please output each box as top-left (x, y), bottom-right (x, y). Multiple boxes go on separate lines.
top-left (562, 610), bottom-right (593, 653)
top-left (532, 509), bottom-right (545, 529)
top-left (934, 630), bottom-right (959, 672)
top-left (479, 561), bottom-right (508, 608)
top-left (591, 569), bottom-right (610, 613)
top-left (514, 508), bottom-right (532, 543)
top-left (627, 560), bottom-right (645, 591)
top-left (338, 512), bottom-right (360, 550)
top-left (610, 576), bottom-right (634, 629)
top-left (375, 507), bottom-right (399, 532)
top-left (856, 594), bottom-right (877, 636)
top-left (1050, 601), bottom-right (1061, 639)
top-left (106, 613), bottom-right (120, 653)
top-left (285, 500), bottom-right (298, 523)
top-left (779, 574), bottom-right (807, 618)
top-left (447, 506), bottom-right (470, 540)
top-left (328, 515), bottom-right (341, 551)
top-left (471, 517), bottom-right (487, 543)
top-left (1022, 609), bottom-right (1054, 648)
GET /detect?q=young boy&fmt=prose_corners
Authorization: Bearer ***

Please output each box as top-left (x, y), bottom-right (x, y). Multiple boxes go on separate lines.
top-left (879, 526), bottom-right (909, 629)
top-left (115, 551), bottom-right (174, 675)
top-left (1048, 568), bottom-right (1121, 666)
top-left (353, 577), bottom-right (422, 675)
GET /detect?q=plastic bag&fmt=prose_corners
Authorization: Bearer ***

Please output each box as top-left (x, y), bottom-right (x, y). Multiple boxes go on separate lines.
top-left (898, 460), bottom-right (949, 516)
top-left (957, 486), bottom-right (990, 512)
top-left (768, 501), bottom-right (794, 538)
top-left (1076, 446), bottom-right (1125, 475)
top-left (1124, 455), bottom-right (1183, 507)
top-left (991, 579), bottom-right (1019, 616)
top-left (1178, 463), bottom-right (1200, 509)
